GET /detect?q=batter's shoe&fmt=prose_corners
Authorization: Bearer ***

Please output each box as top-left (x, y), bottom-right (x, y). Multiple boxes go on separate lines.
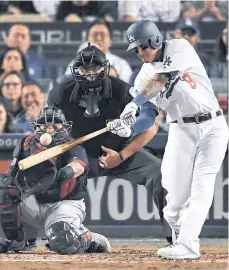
top-left (157, 242), bottom-right (200, 259)
top-left (86, 233), bottom-right (111, 253)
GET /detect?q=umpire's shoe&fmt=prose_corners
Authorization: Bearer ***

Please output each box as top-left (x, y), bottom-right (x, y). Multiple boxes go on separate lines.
top-left (86, 233), bottom-right (111, 253)
top-left (23, 239), bottom-right (37, 251)
top-left (0, 238), bottom-right (37, 253)
top-left (0, 238), bottom-right (12, 253)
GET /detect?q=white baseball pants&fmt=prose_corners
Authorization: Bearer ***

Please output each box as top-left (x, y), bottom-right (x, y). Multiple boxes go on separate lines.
top-left (161, 115), bottom-right (228, 255)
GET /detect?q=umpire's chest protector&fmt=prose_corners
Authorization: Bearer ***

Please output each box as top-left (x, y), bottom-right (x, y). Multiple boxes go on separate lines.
top-left (57, 77), bottom-right (131, 156)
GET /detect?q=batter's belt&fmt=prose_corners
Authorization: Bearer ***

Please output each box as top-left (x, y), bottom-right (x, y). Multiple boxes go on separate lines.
top-left (172, 109), bottom-right (222, 124)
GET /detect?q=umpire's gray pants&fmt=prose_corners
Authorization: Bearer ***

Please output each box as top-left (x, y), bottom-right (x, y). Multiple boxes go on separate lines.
top-left (88, 148), bottom-right (172, 238)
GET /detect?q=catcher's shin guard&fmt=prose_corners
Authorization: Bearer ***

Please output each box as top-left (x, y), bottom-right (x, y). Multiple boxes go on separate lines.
top-left (46, 221), bottom-right (82, 254)
top-left (0, 187), bottom-right (24, 242)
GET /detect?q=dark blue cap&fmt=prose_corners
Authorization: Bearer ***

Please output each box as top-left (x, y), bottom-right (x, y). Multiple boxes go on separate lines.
top-left (175, 18), bottom-right (199, 34)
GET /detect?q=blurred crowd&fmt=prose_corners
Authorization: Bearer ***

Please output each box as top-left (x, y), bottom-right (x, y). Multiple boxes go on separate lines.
top-left (0, 0), bottom-right (227, 22)
top-left (0, 0), bottom-right (227, 135)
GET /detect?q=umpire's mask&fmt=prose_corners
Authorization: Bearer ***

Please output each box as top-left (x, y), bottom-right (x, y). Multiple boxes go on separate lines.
top-left (70, 43), bottom-right (112, 118)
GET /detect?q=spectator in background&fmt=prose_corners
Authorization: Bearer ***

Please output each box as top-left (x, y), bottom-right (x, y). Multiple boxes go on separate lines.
top-left (0, 99), bottom-right (16, 133)
top-left (0, 71), bottom-right (25, 120)
top-left (55, 0), bottom-right (116, 22)
top-left (8, 0), bottom-right (61, 19)
top-left (118, 0), bottom-right (181, 22)
top-left (0, 1), bottom-right (21, 15)
top-left (65, 20), bottom-right (132, 83)
top-left (0, 47), bottom-right (30, 82)
top-left (174, 18), bottom-right (210, 69)
top-left (181, 0), bottom-right (227, 21)
top-left (6, 24), bottom-right (50, 80)
top-left (16, 82), bottom-right (45, 133)
top-left (217, 95), bottom-right (228, 121)
top-left (208, 27), bottom-right (228, 78)
top-left (109, 66), bottom-right (119, 78)
top-left (208, 27), bottom-right (228, 119)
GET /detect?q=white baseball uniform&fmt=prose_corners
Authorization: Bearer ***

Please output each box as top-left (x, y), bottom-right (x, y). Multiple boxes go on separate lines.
top-left (131, 39), bottom-right (228, 255)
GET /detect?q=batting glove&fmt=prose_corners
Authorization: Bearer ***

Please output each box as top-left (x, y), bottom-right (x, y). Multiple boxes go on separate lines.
top-left (120, 102), bottom-right (138, 126)
top-left (109, 119), bottom-right (133, 138)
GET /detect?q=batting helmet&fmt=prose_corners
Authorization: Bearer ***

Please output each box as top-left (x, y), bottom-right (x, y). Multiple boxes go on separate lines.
top-left (126, 20), bottom-right (163, 51)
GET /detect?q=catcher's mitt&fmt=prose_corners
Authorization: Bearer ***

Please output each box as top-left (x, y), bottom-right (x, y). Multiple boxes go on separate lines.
top-left (15, 159), bottom-right (58, 195)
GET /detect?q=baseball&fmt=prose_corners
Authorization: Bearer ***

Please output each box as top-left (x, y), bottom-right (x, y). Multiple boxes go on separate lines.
top-left (39, 133), bottom-right (52, 146)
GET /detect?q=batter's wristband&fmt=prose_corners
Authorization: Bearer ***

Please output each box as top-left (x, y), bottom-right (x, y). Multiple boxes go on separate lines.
top-left (118, 152), bottom-right (125, 162)
top-left (132, 94), bottom-right (148, 107)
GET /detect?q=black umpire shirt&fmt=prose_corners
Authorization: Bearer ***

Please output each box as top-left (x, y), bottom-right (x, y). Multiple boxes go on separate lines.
top-left (48, 75), bottom-right (133, 158)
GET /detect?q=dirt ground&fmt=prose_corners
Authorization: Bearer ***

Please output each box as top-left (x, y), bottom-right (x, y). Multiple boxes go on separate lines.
top-left (0, 246), bottom-right (227, 270)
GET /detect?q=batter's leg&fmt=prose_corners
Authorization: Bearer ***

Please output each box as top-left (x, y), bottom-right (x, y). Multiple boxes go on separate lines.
top-left (177, 117), bottom-right (228, 255)
top-left (161, 123), bottom-right (198, 231)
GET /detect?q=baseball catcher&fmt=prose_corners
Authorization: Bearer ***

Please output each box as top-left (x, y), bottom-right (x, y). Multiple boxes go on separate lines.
top-left (0, 106), bottom-right (110, 254)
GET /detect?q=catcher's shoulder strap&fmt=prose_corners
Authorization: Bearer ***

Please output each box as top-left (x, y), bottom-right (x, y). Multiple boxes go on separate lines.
top-left (22, 134), bottom-right (37, 156)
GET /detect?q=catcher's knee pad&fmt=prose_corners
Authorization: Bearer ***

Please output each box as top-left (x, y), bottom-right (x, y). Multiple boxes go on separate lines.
top-left (46, 221), bottom-right (89, 254)
top-left (0, 187), bottom-right (24, 241)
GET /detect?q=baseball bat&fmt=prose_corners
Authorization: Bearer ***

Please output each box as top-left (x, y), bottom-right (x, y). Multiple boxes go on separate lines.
top-left (18, 126), bottom-right (111, 170)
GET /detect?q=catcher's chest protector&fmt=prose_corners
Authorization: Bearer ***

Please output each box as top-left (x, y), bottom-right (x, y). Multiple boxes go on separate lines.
top-left (15, 135), bottom-right (58, 195)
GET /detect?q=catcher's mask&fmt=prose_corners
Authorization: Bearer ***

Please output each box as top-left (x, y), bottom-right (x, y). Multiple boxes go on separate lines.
top-left (30, 106), bottom-right (72, 145)
top-left (70, 43), bottom-right (112, 118)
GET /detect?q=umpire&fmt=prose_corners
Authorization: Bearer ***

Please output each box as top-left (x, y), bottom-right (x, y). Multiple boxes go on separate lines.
top-left (48, 43), bottom-right (172, 243)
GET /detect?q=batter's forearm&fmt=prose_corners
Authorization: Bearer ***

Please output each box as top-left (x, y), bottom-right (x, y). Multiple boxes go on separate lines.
top-left (132, 73), bottom-right (170, 107)
top-left (140, 74), bottom-right (170, 99)
top-left (120, 126), bottom-right (157, 160)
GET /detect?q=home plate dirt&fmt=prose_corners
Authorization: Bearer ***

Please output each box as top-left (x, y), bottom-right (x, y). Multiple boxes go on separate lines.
top-left (0, 246), bottom-right (227, 270)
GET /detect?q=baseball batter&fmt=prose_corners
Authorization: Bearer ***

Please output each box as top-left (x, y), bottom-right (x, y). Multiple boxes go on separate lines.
top-left (0, 106), bottom-right (110, 254)
top-left (120, 20), bottom-right (228, 259)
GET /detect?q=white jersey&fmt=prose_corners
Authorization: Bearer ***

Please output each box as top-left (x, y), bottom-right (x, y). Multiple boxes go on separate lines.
top-left (132, 39), bottom-right (220, 123)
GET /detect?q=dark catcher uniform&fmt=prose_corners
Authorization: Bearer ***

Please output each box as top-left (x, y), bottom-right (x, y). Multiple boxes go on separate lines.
top-left (0, 106), bottom-right (110, 254)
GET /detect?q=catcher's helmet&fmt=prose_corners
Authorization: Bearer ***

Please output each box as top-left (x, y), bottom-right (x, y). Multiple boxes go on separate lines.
top-left (126, 20), bottom-right (163, 51)
top-left (31, 106), bottom-right (72, 142)
top-left (36, 106), bottom-right (68, 125)
top-left (70, 42), bottom-right (110, 81)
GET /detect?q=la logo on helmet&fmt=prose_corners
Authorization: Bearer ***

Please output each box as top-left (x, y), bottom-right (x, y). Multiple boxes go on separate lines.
top-left (127, 34), bottom-right (135, 42)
